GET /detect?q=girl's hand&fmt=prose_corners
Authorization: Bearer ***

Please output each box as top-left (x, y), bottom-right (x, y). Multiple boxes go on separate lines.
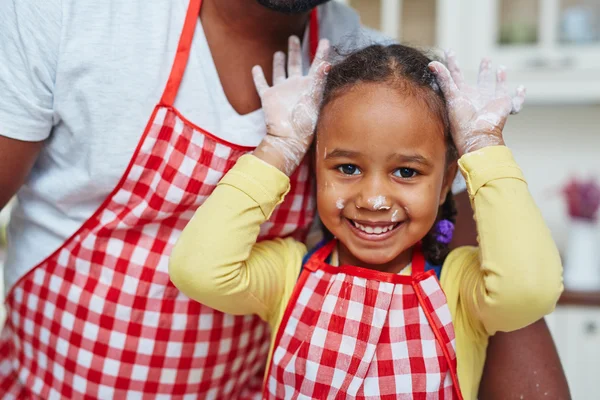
top-left (252, 36), bottom-right (330, 176)
top-left (428, 52), bottom-right (526, 157)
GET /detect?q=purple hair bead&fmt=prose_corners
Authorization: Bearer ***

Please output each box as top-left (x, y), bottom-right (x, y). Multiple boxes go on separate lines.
top-left (435, 219), bottom-right (455, 244)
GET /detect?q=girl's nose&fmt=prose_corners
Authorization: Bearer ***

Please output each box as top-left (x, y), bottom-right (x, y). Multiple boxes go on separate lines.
top-left (353, 175), bottom-right (393, 211)
top-left (367, 195), bottom-right (391, 211)
top-left (355, 194), bottom-right (392, 211)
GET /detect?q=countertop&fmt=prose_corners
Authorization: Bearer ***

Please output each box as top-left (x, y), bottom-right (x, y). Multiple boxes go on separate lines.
top-left (559, 289), bottom-right (600, 307)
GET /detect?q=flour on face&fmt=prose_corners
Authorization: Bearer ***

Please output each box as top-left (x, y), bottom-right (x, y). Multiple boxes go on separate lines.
top-left (368, 196), bottom-right (390, 211)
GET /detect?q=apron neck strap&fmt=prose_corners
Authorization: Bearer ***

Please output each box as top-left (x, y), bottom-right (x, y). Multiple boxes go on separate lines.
top-left (304, 239), bottom-right (336, 271)
top-left (160, 1), bottom-right (320, 107)
top-left (308, 9), bottom-right (320, 62)
top-left (411, 242), bottom-right (426, 275)
top-left (160, 0), bottom-right (203, 107)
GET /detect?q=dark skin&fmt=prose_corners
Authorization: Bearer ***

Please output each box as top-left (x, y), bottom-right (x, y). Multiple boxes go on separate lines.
top-left (478, 317), bottom-right (571, 399)
top-left (0, 136), bottom-right (43, 210)
top-left (0, 0), bottom-right (570, 397)
top-left (200, 0), bottom-right (311, 115)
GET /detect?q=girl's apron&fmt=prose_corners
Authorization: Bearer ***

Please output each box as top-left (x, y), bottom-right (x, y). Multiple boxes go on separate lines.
top-left (264, 240), bottom-right (463, 399)
top-left (0, 0), bottom-right (318, 398)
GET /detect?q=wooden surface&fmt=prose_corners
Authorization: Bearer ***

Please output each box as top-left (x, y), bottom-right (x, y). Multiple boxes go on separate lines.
top-left (559, 290), bottom-right (600, 307)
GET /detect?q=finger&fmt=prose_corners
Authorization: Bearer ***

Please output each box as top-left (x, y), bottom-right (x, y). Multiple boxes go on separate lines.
top-left (287, 35), bottom-right (303, 77)
top-left (444, 50), bottom-right (465, 89)
top-left (510, 85), bottom-right (527, 114)
top-left (273, 51), bottom-right (286, 85)
top-left (428, 61), bottom-right (460, 101)
top-left (495, 65), bottom-right (508, 98)
top-left (308, 39), bottom-right (330, 75)
top-left (477, 58), bottom-right (495, 98)
top-left (252, 65), bottom-right (269, 97)
top-left (309, 62), bottom-right (331, 105)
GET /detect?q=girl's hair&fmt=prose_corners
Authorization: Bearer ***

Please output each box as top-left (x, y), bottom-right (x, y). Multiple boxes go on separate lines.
top-left (319, 44), bottom-right (458, 265)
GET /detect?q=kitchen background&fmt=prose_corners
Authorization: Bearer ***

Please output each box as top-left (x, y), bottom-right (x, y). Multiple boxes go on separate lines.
top-left (340, 0), bottom-right (600, 397)
top-left (1, 0), bottom-right (599, 397)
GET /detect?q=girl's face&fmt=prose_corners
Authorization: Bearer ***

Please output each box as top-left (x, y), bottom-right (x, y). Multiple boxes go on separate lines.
top-left (316, 82), bottom-right (457, 272)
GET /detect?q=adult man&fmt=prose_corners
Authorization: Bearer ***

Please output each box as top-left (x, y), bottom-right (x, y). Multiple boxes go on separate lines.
top-left (0, 0), bottom-right (569, 397)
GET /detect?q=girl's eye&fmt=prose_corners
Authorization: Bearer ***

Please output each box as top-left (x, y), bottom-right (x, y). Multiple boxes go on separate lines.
top-left (394, 168), bottom-right (417, 179)
top-left (337, 164), bottom-right (361, 175)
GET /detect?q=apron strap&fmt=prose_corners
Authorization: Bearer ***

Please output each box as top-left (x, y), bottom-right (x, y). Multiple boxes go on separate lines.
top-left (304, 239), bottom-right (336, 272)
top-left (160, 0), bottom-right (203, 107)
top-left (412, 277), bottom-right (464, 399)
top-left (411, 243), bottom-right (426, 276)
top-left (301, 238), bottom-right (330, 269)
top-left (309, 9), bottom-right (320, 61)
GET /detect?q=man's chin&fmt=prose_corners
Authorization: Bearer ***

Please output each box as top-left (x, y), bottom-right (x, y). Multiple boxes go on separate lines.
top-left (255, 0), bottom-right (331, 14)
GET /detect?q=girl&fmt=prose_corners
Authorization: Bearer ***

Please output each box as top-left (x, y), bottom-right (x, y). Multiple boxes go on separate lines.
top-left (169, 38), bottom-right (563, 399)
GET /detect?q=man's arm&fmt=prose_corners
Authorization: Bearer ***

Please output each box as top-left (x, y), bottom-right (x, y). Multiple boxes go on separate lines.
top-left (451, 191), bottom-right (570, 399)
top-left (0, 136), bottom-right (43, 210)
top-left (450, 190), bottom-right (477, 247)
top-left (0, 0), bottom-right (61, 209)
top-left (478, 319), bottom-right (571, 399)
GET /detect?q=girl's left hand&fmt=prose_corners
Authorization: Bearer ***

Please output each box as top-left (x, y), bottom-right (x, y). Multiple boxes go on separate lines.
top-left (428, 52), bottom-right (526, 157)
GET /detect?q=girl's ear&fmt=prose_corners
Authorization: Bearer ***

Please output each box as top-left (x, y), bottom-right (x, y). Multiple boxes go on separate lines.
top-left (440, 160), bottom-right (459, 204)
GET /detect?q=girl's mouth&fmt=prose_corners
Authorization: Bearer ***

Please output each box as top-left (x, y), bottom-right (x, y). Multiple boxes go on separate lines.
top-left (345, 218), bottom-right (403, 241)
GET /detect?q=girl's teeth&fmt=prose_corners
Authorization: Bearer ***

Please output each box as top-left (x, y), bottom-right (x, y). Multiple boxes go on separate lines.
top-left (352, 221), bottom-right (396, 235)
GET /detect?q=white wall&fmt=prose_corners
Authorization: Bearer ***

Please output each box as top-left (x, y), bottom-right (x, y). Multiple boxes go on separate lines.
top-left (503, 105), bottom-right (600, 253)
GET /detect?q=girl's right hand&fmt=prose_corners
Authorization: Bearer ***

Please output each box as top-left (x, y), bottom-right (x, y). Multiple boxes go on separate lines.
top-left (253, 36), bottom-right (330, 176)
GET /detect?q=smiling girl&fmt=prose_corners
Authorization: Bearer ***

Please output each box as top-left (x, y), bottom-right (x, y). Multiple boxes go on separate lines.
top-left (169, 38), bottom-right (562, 399)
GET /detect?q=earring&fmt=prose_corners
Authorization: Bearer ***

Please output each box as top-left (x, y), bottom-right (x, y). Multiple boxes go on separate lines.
top-left (435, 219), bottom-right (455, 244)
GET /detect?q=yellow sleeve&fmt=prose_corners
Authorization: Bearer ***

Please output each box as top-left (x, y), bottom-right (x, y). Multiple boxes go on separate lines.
top-left (169, 154), bottom-right (306, 323)
top-left (442, 146), bottom-right (563, 337)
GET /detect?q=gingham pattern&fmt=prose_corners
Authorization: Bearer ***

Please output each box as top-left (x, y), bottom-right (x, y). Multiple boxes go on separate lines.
top-left (266, 250), bottom-right (460, 399)
top-left (0, 106), bottom-right (315, 399)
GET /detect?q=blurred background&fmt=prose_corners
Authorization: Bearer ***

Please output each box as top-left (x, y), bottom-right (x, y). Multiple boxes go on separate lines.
top-left (0, 0), bottom-right (599, 397)
top-left (338, 0), bottom-right (600, 397)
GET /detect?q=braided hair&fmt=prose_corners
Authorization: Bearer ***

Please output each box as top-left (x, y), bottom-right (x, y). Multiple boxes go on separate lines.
top-left (318, 44), bottom-right (458, 265)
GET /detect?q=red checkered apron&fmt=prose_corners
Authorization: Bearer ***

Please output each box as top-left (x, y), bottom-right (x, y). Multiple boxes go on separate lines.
top-left (0, 0), bottom-right (319, 398)
top-left (264, 240), bottom-right (463, 399)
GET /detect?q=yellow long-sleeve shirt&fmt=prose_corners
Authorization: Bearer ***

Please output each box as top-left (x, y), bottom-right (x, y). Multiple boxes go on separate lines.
top-left (169, 146), bottom-right (563, 400)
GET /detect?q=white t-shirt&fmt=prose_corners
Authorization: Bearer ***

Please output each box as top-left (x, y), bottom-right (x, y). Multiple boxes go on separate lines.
top-left (0, 0), bottom-right (397, 289)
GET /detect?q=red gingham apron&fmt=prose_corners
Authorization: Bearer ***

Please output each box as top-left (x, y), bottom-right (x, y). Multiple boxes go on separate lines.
top-left (0, 0), bottom-right (318, 398)
top-left (264, 240), bottom-right (463, 399)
